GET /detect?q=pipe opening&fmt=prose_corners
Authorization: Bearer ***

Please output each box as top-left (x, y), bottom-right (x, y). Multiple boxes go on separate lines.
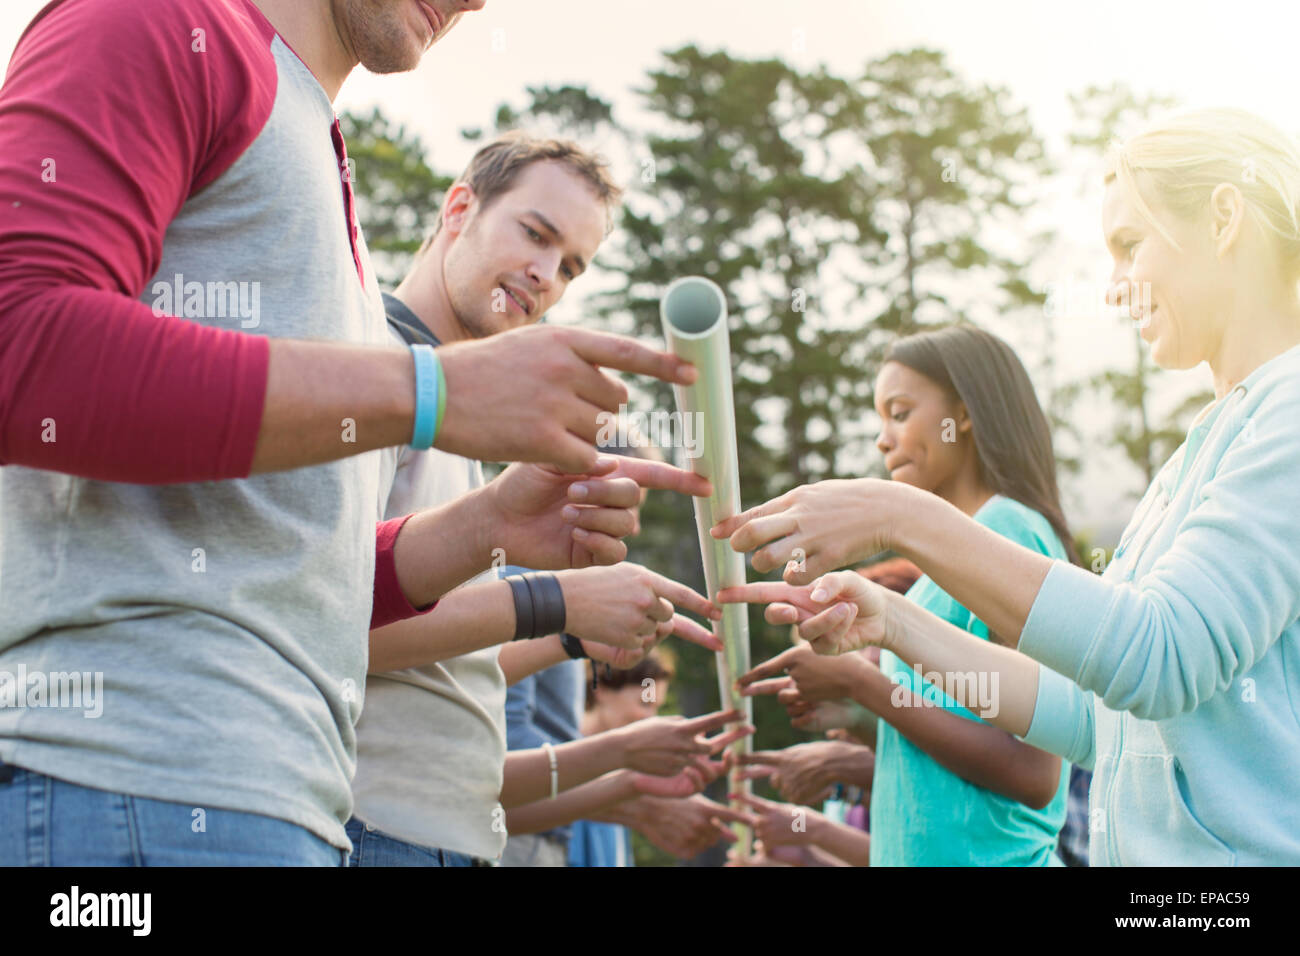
top-left (663, 278), bottom-right (725, 335)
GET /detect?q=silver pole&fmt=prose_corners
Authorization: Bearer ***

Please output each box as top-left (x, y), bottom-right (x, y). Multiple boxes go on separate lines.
top-left (660, 276), bottom-right (753, 860)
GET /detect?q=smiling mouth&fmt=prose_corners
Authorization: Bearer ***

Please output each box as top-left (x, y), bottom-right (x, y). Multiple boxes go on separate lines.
top-left (417, 1), bottom-right (442, 39)
top-left (501, 285), bottom-right (532, 316)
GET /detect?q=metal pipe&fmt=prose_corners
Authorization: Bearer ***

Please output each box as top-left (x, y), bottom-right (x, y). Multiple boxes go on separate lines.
top-left (660, 276), bottom-right (753, 859)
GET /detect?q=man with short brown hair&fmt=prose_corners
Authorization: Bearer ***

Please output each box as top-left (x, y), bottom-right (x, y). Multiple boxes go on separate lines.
top-left (349, 134), bottom-right (748, 866)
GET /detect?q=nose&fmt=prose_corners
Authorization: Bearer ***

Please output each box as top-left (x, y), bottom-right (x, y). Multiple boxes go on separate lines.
top-left (526, 249), bottom-right (563, 293)
top-left (460, 0), bottom-right (487, 10)
top-left (1106, 263), bottom-right (1133, 311)
top-left (875, 422), bottom-right (894, 456)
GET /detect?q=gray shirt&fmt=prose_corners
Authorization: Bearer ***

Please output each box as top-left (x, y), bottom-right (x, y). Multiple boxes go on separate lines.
top-left (351, 342), bottom-right (508, 860)
top-left (0, 37), bottom-right (387, 852)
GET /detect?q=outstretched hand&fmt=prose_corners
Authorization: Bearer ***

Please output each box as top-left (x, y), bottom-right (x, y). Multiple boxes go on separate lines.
top-left (560, 561), bottom-right (723, 658)
top-left (616, 709), bottom-right (754, 778)
top-left (487, 456), bottom-right (714, 571)
top-left (718, 571), bottom-right (892, 656)
top-left (708, 478), bottom-right (914, 584)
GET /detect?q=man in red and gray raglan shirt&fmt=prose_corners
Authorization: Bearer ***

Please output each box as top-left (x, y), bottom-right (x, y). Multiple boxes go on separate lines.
top-left (0, 0), bottom-right (704, 865)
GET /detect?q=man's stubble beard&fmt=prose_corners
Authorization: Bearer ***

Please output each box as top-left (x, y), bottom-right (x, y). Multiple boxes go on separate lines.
top-left (333, 0), bottom-right (427, 75)
top-left (443, 244), bottom-right (508, 342)
top-left (451, 300), bottom-right (499, 341)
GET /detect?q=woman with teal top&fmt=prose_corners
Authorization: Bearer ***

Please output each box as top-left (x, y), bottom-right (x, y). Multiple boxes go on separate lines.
top-left (719, 108), bottom-right (1300, 866)
top-left (739, 324), bottom-right (1078, 866)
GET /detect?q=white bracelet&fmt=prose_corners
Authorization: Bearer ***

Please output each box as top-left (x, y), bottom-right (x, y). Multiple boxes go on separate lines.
top-left (542, 741), bottom-right (558, 800)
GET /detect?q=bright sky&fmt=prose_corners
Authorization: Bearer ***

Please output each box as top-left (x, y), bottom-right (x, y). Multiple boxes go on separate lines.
top-left (4, 0), bottom-right (1297, 538)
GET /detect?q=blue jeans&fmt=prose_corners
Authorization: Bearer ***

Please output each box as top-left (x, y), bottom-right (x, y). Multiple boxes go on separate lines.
top-left (0, 761), bottom-right (346, 866)
top-left (345, 817), bottom-right (490, 867)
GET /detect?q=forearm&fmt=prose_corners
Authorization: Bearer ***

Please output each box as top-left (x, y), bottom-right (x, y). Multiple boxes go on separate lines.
top-left (878, 590), bottom-right (1041, 736)
top-left (249, 339), bottom-right (415, 474)
top-left (391, 485), bottom-right (500, 608)
top-left (806, 812), bottom-right (872, 866)
top-left (369, 579), bottom-right (515, 673)
top-left (843, 701), bottom-right (879, 750)
top-left (1, 297), bottom-right (419, 484)
top-left (852, 662), bottom-right (1059, 808)
top-left (499, 635), bottom-right (570, 686)
top-left (823, 740), bottom-right (876, 791)
top-left (506, 771), bottom-right (636, 835)
top-left (499, 733), bottom-right (626, 809)
top-left (892, 492), bottom-right (1052, 645)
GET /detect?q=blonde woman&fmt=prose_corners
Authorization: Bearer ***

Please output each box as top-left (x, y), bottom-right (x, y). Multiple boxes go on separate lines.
top-left (718, 108), bottom-right (1300, 866)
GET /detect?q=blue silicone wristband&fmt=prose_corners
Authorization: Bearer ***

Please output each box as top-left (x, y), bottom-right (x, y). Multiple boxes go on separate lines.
top-left (409, 343), bottom-right (439, 450)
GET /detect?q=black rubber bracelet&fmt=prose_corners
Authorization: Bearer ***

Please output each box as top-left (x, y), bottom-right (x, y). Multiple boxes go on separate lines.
top-left (559, 632), bottom-right (588, 660)
top-left (508, 576), bottom-right (535, 641)
top-left (522, 572), bottom-right (566, 638)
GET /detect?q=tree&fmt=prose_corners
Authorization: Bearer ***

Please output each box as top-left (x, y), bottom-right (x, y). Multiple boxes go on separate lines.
top-left (603, 46), bottom-right (875, 499)
top-left (463, 83), bottom-right (621, 142)
top-left (848, 48), bottom-right (1053, 343)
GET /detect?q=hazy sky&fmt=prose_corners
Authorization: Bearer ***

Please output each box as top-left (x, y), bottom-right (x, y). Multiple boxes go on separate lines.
top-left (5, 0), bottom-right (1296, 537)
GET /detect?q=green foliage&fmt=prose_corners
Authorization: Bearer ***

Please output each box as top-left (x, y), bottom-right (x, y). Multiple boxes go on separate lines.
top-left (851, 48), bottom-right (1053, 341)
top-left (464, 83), bottom-right (621, 140)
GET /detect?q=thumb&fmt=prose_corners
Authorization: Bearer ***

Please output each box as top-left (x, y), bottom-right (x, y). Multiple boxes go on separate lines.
top-left (807, 570), bottom-right (861, 607)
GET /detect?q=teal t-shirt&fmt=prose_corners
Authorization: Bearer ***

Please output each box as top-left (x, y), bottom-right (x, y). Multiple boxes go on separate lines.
top-left (870, 495), bottom-right (1071, 866)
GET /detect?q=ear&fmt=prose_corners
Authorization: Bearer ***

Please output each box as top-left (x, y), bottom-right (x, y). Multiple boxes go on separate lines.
top-left (440, 183), bottom-right (476, 238)
top-left (955, 400), bottom-right (974, 434)
top-left (1209, 182), bottom-right (1245, 258)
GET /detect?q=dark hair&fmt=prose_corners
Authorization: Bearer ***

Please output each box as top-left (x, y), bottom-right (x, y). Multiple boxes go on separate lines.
top-left (422, 131), bottom-right (622, 251)
top-left (585, 649), bottom-right (675, 710)
top-left (883, 326), bottom-right (1081, 566)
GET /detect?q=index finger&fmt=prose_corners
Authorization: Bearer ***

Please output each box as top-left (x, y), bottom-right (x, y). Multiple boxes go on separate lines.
top-left (668, 614), bottom-right (725, 653)
top-left (736, 750), bottom-right (786, 767)
top-left (739, 677), bottom-right (793, 697)
top-left (604, 456), bottom-right (713, 499)
top-left (730, 791), bottom-right (780, 814)
top-left (702, 725), bottom-right (754, 754)
top-left (709, 804), bottom-right (762, 828)
top-left (736, 645), bottom-right (803, 688)
top-left (709, 492), bottom-right (791, 541)
top-left (649, 571), bottom-right (722, 621)
top-left (715, 581), bottom-right (805, 607)
top-left (680, 708), bottom-right (744, 735)
top-left (566, 328), bottom-right (698, 386)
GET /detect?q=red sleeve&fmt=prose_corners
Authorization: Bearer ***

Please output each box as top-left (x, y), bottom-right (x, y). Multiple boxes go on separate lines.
top-left (372, 515), bottom-right (438, 630)
top-left (0, 0), bottom-right (278, 483)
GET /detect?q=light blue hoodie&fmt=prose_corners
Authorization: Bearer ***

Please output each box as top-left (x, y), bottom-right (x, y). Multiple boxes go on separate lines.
top-left (1019, 341), bottom-right (1300, 866)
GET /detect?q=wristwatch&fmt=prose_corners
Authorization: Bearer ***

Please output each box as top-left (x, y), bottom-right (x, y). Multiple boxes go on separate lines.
top-left (559, 632), bottom-right (588, 660)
